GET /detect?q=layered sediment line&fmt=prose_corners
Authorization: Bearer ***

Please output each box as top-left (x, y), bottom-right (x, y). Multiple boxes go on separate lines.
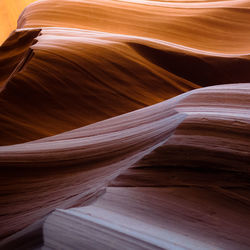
top-left (2, 27), bottom-right (250, 146)
top-left (1, 84), bottom-right (250, 247)
top-left (17, 0), bottom-right (250, 53)
top-left (0, 0), bottom-right (250, 249)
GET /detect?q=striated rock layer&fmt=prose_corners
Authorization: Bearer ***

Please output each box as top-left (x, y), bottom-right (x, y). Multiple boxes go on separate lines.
top-left (0, 0), bottom-right (250, 249)
top-left (1, 84), bottom-right (250, 248)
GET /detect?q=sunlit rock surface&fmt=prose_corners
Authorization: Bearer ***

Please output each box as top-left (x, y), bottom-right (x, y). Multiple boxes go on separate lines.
top-left (0, 0), bottom-right (250, 249)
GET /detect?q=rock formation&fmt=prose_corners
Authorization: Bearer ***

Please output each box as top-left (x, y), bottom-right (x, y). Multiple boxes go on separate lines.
top-left (0, 0), bottom-right (250, 249)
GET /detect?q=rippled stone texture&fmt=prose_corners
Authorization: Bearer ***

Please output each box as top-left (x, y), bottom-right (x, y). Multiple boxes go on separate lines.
top-left (0, 0), bottom-right (250, 249)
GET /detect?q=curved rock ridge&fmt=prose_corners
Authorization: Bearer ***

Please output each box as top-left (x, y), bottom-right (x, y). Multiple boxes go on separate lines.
top-left (46, 186), bottom-right (250, 250)
top-left (1, 83), bottom-right (250, 248)
top-left (112, 84), bottom-right (250, 204)
top-left (0, 93), bottom-right (185, 243)
top-left (17, 0), bottom-right (250, 53)
top-left (2, 27), bottom-right (250, 146)
top-left (0, 0), bottom-right (250, 249)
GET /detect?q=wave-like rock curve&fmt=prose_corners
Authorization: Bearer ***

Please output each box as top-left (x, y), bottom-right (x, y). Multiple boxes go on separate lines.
top-left (0, 0), bottom-right (250, 249)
